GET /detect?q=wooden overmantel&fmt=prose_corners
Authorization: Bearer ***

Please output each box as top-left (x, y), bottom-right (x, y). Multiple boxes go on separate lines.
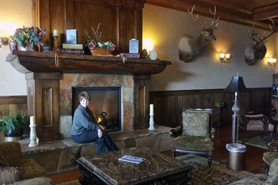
top-left (7, 51), bottom-right (171, 142)
top-left (10, 51), bottom-right (171, 75)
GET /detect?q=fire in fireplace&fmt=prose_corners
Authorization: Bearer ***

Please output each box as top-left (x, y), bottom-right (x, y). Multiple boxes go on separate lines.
top-left (72, 87), bottom-right (121, 132)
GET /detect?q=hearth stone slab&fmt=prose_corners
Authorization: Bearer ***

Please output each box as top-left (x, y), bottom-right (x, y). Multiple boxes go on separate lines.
top-left (18, 126), bottom-right (173, 174)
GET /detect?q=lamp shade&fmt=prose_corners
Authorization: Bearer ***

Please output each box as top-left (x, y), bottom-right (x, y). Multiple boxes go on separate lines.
top-left (225, 76), bottom-right (248, 93)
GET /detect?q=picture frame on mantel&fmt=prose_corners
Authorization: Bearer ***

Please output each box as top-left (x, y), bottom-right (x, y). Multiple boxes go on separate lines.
top-left (66, 29), bottom-right (77, 44)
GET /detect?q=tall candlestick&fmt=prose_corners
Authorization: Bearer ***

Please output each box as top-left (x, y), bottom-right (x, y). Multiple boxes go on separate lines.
top-left (53, 29), bottom-right (58, 37)
top-left (150, 104), bottom-right (154, 114)
top-left (30, 116), bottom-right (35, 126)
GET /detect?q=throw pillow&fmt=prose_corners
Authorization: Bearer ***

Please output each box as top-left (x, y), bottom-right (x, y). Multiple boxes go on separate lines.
top-left (264, 158), bottom-right (278, 185)
top-left (0, 154), bottom-right (9, 167)
top-left (0, 167), bottom-right (22, 184)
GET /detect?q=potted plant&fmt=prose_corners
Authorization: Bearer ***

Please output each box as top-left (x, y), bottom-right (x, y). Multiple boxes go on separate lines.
top-left (12, 26), bottom-right (46, 51)
top-left (0, 114), bottom-right (29, 141)
top-left (84, 23), bottom-right (116, 55)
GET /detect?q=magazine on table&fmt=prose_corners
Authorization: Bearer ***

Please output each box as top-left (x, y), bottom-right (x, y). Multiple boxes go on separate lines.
top-left (118, 155), bottom-right (146, 164)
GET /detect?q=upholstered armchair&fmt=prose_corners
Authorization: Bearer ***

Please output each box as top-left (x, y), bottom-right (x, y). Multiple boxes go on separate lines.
top-left (170, 108), bottom-right (214, 167)
top-left (263, 151), bottom-right (278, 174)
top-left (229, 158), bottom-right (278, 185)
top-left (238, 105), bottom-right (274, 143)
top-left (0, 141), bottom-right (53, 185)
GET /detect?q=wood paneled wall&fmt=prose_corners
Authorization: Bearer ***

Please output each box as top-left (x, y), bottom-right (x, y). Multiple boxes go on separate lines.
top-left (150, 88), bottom-right (271, 128)
top-left (0, 96), bottom-right (27, 118)
top-left (33, 0), bottom-right (145, 53)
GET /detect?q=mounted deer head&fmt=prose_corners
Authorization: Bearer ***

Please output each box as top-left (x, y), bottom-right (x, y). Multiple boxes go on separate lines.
top-left (178, 5), bottom-right (219, 62)
top-left (244, 19), bottom-right (275, 65)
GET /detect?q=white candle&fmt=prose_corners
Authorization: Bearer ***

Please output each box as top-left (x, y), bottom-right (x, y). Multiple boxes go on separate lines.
top-left (30, 116), bottom-right (36, 126)
top-left (53, 30), bottom-right (58, 37)
top-left (150, 104), bottom-right (154, 114)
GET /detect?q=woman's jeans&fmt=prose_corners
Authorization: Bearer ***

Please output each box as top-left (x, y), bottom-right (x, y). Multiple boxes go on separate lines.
top-left (72, 130), bottom-right (119, 154)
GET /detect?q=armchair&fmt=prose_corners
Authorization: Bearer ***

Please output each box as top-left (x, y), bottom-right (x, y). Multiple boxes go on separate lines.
top-left (229, 158), bottom-right (278, 185)
top-left (238, 105), bottom-right (274, 143)
top-left (0, 141), bottom-right (53, 185)
top-left (263, 151), bottom-right (278, 174)
top-left (170, 108), bottom-right (214, 167)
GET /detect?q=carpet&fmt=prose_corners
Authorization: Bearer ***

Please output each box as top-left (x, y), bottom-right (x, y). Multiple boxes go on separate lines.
top-left (58, 154), bottom-right (253, 185)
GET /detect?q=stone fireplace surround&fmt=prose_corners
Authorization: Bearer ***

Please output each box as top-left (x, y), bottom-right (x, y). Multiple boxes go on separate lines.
top-left (60, 73), bottom-right (134, 138)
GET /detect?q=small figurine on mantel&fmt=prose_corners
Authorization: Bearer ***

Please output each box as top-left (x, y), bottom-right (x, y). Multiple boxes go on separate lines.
top-left (149, 49), bottom-right (158, 60)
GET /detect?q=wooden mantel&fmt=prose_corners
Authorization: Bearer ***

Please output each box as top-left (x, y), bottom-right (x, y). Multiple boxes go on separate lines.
top-left (7, 51), bottom-right (171, 142)
top-left (10, 51), bottom-right (171, 75)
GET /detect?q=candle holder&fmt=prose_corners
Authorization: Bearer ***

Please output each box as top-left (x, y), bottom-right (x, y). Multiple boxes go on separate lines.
top-left (53, 36), bottom-right (59, 50)
top-left (29, 124), bottom-right (39, 147)
top-left (148, 113), bottom-right (155, 130)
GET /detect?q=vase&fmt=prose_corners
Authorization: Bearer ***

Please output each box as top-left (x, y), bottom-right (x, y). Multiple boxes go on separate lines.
top-left (90, 48), bottom-right (111, 56)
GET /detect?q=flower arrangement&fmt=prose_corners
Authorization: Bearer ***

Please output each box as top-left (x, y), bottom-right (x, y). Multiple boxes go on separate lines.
top-left (12, 26), bottom-right (46, 51)
top-left (85, 23), bottom-right (116, 54)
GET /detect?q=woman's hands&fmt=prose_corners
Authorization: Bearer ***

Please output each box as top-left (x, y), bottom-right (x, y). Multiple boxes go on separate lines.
top-left (98, 125), bottom-right (105, 138)
top-left (98, 128), bottom-right (103, 138)
top-left (99, 125), bottom-right (105, 130)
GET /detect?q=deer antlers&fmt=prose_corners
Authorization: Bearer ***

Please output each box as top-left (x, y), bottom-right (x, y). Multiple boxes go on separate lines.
top-left (248, 19), bottom-right (276, 43)
top-left (187, 5), bottom-right (219, 30)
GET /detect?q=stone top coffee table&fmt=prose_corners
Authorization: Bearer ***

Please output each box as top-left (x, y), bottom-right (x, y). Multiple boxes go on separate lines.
top-left (77, 147), bottom-right (192, 185)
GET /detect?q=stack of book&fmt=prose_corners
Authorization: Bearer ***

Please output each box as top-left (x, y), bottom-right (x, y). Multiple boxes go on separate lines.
top-left (62, 44), bottom-right (84, 54)
top-left (120, 53), bottom-right (140, 58)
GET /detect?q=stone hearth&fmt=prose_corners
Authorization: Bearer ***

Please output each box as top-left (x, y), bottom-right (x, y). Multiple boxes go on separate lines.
top-left (60, 73), bottom-right (134, 138)
top-left (19, 126), bottom-right (173, 174)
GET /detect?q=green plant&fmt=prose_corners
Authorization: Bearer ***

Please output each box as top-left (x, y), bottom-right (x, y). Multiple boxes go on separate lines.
top-left (0, 114), bottom-right (28, 135)
top-left (12, 26), bottom-right (46, 51)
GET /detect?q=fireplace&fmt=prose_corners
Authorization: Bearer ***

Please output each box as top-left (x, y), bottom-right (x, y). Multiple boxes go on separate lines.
top-left (59, 73), bottom-right (134, 138)
top-left (72, 87), bottom-right (121, 132)
top-left (9, 51), bottom-right (170, 142)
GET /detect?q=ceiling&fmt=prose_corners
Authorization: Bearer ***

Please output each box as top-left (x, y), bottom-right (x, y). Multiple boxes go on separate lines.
top-left (145, 0), bottom-right (278, 31)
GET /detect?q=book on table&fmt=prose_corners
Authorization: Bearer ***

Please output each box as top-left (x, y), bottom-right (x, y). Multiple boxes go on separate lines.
top-left (61, 49), bottom-right (84, 54)
top-left (62, 43), bottom-right (83, 49)
top-left (118, 155), bottom-right (146, 164)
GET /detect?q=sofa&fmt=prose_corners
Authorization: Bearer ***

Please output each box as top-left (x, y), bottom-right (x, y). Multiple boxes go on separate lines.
top-left (229, 158), bottom-right (278, 185)
top-left (0, 141), bottom-right (53, 185)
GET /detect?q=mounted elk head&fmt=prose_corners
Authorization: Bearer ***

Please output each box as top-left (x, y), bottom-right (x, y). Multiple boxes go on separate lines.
top-left (178, 5), bottom-right (219, 62)
top-left (245, 20), bottom-right (275, 65)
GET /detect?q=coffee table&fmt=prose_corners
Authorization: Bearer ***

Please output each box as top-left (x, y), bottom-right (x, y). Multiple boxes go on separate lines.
top-left (77, 147), bottom-right (192, 185)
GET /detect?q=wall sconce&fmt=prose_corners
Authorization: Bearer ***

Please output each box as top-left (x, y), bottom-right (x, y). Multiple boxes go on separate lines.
top-left (220, 53), bottom-right (231, 63)
top-left (268, 58), bottom-right (277, 66)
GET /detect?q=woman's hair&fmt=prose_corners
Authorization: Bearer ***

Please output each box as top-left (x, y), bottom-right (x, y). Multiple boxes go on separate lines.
top-left (79, 91), bottom-right (91, 102)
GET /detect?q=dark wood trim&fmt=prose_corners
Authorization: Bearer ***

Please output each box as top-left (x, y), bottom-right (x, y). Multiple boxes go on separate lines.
top-left (145, 0), bottom-right (271, 30)
top-left (150, 88), bottom-right (271, 128)
top-left (10, 51), bottom-right (171, 75)
top-left (0, 96), bottom-right (27, 105)
top-left (253, 2), bottom-right (278, 21)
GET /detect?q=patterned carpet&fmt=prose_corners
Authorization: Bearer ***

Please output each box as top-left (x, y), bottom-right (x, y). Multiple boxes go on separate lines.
top-left (58, 154), bottom-right (252, 185)
top-left (177, 154), bottom-right (252, 185)
top-left (241, 135), bottom-right (271, 149)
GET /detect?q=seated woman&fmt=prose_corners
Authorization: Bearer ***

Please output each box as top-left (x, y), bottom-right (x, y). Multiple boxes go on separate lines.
top-left (71, 91), bottom-right (119, 154)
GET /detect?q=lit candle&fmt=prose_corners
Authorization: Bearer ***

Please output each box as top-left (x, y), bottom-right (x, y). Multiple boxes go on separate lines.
top-left (53, 30), bottom-right (58, 37)
top-left (30, 116), bottom-right (36, 126)
top-left (150, 104), bottom-right (154, 115)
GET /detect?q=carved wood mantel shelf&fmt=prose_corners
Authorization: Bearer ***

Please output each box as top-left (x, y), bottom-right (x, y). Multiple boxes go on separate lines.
top-left (10, 51), bottom-right (171, 75)
top-left (8, 51), bottom-right (171, 142)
